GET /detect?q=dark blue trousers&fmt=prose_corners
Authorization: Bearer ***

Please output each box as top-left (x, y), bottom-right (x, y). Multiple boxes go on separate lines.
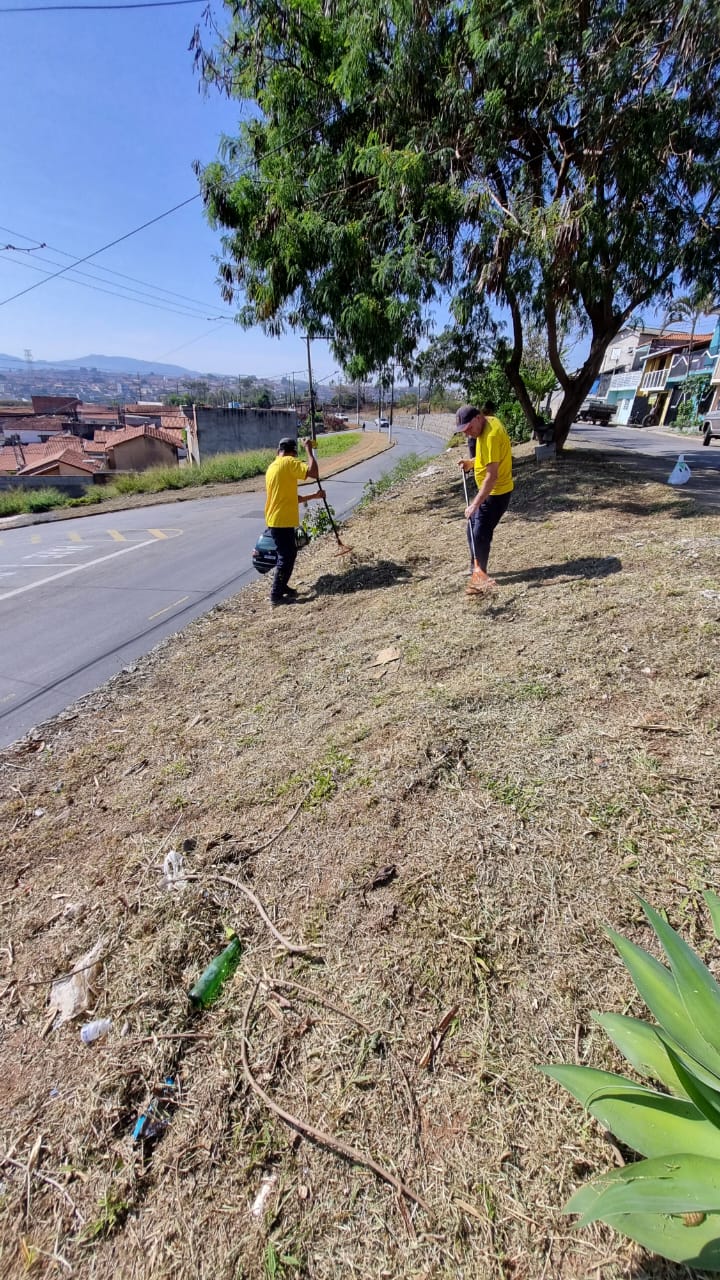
top-left (269, 527), bottom-right (297, 601)
top-left (467, 491), bottom-right (512, 572)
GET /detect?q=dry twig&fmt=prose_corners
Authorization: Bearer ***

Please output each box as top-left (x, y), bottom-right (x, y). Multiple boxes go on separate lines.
top-left (240, 979), bottom-right (429, 1213)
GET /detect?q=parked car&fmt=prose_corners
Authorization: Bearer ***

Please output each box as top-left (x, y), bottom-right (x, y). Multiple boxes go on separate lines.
top-left (702, 411), bottom-right (720, 446)
top-left (374, 416), bottom-right (390, 430)
top-left (576, 398), bottom-right (614, 425)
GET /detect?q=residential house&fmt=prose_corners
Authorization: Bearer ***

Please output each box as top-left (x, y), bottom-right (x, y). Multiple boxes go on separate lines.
top-left (88, 425), bottom-right (181, 471)
top-left (630, 331), bottom-right (715, 427)
top-left (0, 439), bottom-right (101, 477)
top-left (703, 318), bottom-right (720, 417)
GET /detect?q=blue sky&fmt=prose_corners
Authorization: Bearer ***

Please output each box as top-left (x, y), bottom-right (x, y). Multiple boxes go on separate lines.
top-left (0, 3), bottom-right (341, 379)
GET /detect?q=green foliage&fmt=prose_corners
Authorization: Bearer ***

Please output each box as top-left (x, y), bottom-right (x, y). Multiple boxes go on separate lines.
top-left (0, 486), bottom-right (72, 516)
top-left (359, 453), bottom-right (428, 506)
top-left (195, 0), bottom-right (720, 446)
top-left (467, 363), bottom-right (531, 444)
top-left (543, 894), bottom-right (720, 1268)
top-left (300, 501), bottom-right (337, 539)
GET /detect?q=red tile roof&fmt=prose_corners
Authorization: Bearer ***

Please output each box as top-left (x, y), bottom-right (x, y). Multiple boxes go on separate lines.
top-left (91, 425), bottom-right (181, 450)
top-left (19, 449), bottom-right (101, 476)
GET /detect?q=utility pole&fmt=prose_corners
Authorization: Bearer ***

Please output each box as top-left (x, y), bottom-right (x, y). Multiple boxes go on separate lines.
top-left (389, 362), bottom-right (395, 442)
top-left (305, 335), bottom-right (316, 440)
top-left (356, 380), bottom-right (360, 426)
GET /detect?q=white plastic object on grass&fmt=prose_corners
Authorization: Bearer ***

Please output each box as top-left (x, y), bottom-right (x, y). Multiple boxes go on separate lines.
top-left (163, 849), bottom-right (187, 890)
top-left (80, 1018), bottom-right (112, 1045)
top-left (668, 454), bottom-right (691, 485)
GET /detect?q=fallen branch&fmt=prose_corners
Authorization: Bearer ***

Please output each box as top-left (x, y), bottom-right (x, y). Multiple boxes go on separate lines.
top-left (240, 980), bottom-right (429, 1213)
top-left (210, 875), bottom-right (322, 959)
top-left (248, 783), bottom-right (315, 855)
top-left (270, 978), bottom-right (422, 1146)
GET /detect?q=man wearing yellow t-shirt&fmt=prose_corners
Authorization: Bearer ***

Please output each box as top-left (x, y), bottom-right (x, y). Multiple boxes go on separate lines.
top-left (265, 436), bottom-right (323, 606)
top-left (456, 403), bottom-right (513, 592)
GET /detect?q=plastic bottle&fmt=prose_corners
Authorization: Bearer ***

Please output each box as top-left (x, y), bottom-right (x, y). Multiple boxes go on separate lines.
top-left (80, 1018), bottom-right (112, 1044)
top-left (188, 935), bottom-right (242, 1009)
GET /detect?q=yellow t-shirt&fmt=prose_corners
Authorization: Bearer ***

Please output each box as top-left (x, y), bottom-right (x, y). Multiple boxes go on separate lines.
top-left (473, 416), bottom-right (513, 495)
top-left (265, 455), bottom-right (309, 527)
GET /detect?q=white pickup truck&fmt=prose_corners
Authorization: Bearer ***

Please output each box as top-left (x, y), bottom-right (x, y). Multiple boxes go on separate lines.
top-left (702, 411), bottom-right (720, 446)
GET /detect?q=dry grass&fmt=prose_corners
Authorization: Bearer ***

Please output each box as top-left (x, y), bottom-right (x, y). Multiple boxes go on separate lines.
top-left (1, 446), bottom-right (719, 1280)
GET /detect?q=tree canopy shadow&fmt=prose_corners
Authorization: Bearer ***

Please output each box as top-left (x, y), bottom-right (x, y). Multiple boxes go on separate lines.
top-left (312, 559), bottom-right (412, 595)
top-left (495, 555), bottom-right (622, 586)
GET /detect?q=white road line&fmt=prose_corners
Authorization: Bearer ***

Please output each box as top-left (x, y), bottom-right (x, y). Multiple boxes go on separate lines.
top-left (0, 537), bottom-right (161, 602)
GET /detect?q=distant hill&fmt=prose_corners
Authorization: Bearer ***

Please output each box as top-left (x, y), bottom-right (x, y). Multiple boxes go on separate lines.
top-left (0, 353), bottom-right (205, 377)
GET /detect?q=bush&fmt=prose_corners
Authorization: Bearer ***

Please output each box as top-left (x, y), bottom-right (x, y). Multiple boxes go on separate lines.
top-left (0, 489), bottom-right (27, 517)
top-left (543, 894), bottom-right (720, 1269)
top-left (359, 453), bottom-right (428, 505)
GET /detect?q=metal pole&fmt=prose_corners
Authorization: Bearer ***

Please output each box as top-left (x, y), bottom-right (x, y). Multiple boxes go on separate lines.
top-left (356, 380), bottom-right (360, 426)
top-left (305, 335), bottom-right (316, 441)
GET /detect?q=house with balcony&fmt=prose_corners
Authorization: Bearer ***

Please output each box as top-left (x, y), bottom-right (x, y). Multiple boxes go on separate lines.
top-left (596, 326), bottom-right (666, 424)
top-left (703, 319), bottom-right (720, 416)
top-left (629, 331), bottom-right (715, 427)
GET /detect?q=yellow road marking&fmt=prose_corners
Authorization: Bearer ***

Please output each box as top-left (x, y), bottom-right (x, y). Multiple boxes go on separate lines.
top-left (107, 529), bottom-right (126, 542)
top-left (148, 595), bottom-right (190, 621)
top-left (31, 534), bottom-right (41, 545)
top-left (68, 532), bottom-right (82, 543)
top-left (148, 528), bottom-right (168, 540)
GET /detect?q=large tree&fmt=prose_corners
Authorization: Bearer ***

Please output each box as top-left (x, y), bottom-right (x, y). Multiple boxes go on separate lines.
top-left (196, 0), bottom-right (720, 447)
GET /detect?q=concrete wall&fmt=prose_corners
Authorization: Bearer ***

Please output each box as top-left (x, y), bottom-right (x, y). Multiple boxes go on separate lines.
top-left (108, 437), bottom-right (178, 472)
top-left (0, 475), bottom-right (94, 497)
top-left (195, 407), bottom-right (298, 459)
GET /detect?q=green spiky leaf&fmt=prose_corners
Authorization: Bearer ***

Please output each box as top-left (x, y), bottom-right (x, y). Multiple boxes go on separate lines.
top-left (541, 1066), bottom-right (720, 1158)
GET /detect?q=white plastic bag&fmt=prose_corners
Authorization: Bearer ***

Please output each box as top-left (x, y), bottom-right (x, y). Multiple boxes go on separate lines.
top-left (163, 849), bottom-right (187, 890)
top-left (668, 454), bottom-right (692, 486)
top-left (48, 938), bottom-right (106, 1027)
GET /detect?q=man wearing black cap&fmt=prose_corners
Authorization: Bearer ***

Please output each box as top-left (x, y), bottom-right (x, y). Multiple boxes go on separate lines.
top-left (264, 435), bottom-right (323, 606)
top-left (456, 404), bottom-right (513, 591)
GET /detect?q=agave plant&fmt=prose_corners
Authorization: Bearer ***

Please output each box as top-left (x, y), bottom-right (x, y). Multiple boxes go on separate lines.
top-left (543, 893), bottom-right (720, 1270)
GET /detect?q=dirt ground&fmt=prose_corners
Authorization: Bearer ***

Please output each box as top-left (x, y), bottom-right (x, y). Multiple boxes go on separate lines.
top-left (1, 444), bottom-right (719, 1279)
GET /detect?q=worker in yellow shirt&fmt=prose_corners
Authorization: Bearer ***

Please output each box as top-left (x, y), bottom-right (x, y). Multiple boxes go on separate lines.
top-left (456, 403), bottom-right (513, 593)
top-left (264, 436), bottom-right (324, 606)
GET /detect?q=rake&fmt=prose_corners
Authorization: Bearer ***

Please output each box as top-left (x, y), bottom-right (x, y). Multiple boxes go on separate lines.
top-left (308, 435), bottom-right (353, 556)
top-left (461, 468), bottom-right (493, 593)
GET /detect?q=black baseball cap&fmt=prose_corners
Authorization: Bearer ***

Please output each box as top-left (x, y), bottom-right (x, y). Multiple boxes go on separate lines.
top-left (456, 405), bottom-right (481, 428)
top-left (277, 436), bottom-right (298, 453)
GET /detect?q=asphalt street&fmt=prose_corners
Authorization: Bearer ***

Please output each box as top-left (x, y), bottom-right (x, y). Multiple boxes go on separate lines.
top-left (570, 420), bottom-right (720, 507)
top-left (0, 427), bottom-right (443, 748)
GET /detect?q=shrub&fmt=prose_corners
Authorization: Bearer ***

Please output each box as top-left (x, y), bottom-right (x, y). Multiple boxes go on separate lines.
top-left (543, 894), bottom-right (720, 1269)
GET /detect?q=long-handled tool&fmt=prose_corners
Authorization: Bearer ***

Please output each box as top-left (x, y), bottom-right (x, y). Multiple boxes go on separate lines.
top-left (461, 468), bottom-right (493, 593)
top-left (308, 435), bottom-right (353, 557)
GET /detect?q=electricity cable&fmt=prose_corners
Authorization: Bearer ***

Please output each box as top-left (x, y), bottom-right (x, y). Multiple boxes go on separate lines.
top-left (0, 194), bottom-right (201, 307)
top-left (0, 223), bottom-right (231, 313)
top-left (0, 253), bottom-right (232, 322)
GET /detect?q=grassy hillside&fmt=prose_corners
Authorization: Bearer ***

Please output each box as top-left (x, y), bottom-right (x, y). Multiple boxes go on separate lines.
top-left (1, 445), bottom-right (719, 1279)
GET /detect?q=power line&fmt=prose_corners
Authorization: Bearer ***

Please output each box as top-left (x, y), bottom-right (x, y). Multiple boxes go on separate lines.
top-left (0, 224), bottom-right (228, 312)
top-left (0, 193), bottom-right (200, 307)
top-left (0, 110), bottom-right (346, 312)
top-left (1, 246), bottom-right (228, 318)
top-left (0, 252), bottom-right (232, 323)
top-left (0, 0), bottom-right (202, 11)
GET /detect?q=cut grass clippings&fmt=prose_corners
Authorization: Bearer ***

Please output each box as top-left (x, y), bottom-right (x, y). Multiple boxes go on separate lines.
top-left (0, 433), bottom-right (363, 516)
top-left (1, 446), bottom-right (719, 1279)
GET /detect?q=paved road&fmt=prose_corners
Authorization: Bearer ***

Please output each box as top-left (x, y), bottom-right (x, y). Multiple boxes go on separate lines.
top-left (570, 420), bottom-right (720, 508)
top-left (0, 427), bottom-right (442, 748)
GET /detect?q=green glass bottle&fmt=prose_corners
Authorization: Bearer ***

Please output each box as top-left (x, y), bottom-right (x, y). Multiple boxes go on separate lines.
top-left (188, 934), bottom-right (242, 1009)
